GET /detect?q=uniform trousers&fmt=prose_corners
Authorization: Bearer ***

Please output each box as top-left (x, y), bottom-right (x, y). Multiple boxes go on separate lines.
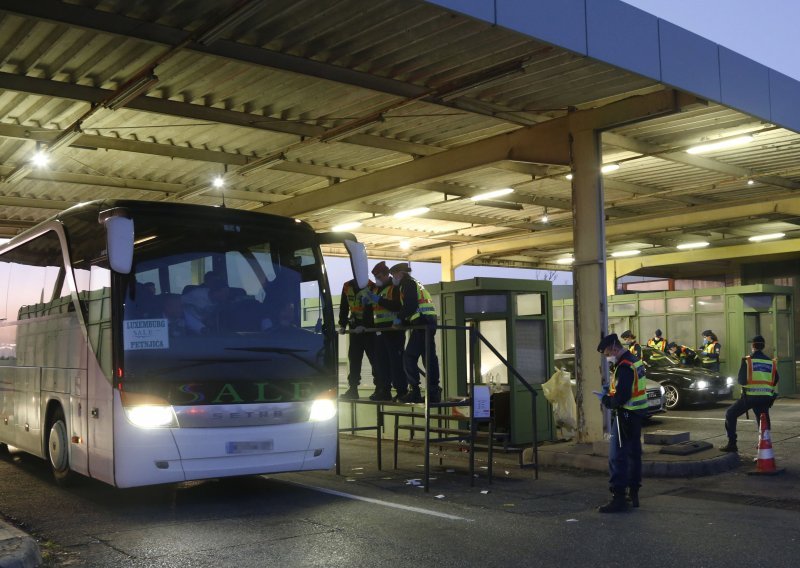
top-left (608, 410), bottom-right (643, 491)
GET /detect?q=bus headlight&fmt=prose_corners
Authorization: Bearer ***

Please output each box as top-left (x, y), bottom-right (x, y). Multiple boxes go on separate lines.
top-left (309, 399), bottom-right (337, 422)
top-left (124, 405), bottom-right (178, 428)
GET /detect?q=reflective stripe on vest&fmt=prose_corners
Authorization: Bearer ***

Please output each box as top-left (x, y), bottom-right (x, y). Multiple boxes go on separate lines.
top-left (647, 338), bottom-right (667, 351)
top-left (743, 356), bottom-right (777, 396)
top-left (343, 281), bottom-right (366, 319)
top-left (373, 285), bottom-right (397, 325)
top-left (609, 359), bottom-right (648, 411)
top-left (408, 280), bottom-right (437, 321)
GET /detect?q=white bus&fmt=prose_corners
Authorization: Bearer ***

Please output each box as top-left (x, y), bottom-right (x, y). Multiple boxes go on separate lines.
top-left (0, 200), bottom-right (365, 488)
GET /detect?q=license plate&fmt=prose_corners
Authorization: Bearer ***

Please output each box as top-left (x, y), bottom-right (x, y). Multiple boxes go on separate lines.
top-left (647, 398), bottom-right (661, 407)
top-left (226, 440), bottom-right (274, 454)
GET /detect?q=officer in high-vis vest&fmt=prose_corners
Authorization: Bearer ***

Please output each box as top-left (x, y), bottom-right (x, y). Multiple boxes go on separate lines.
top-left (620, 329), bottom-right (642, 360)
top-left (389, 262), bottom-right (440, 404)
top-left (338, 276), bottom-right (378, 400)
top-left (647, 329), bottom-right (667, 351)
top-left (699, 329), bottom-right (721, 372)
top-left (719, 335), bottom-right (780, 452)
top-left (595, 333), bottom-right (648, 513)
top-left (363, 261), bottom-right (407, 401)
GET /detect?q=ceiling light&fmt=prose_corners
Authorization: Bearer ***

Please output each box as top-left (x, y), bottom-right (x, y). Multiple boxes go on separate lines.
top-left (686, 135), bottom-right (753, 154)
top-left (31, 151), bottom-right (50, 168)
top-left (611, 250), bottom-right (641, 258)
top-left (556, 256), bottom-right (574, 265)
top-left (565, 173), bottom-right (573, 180)
top-left (212, 176), bottom-right (225, 188)
top-left (541, 207), bottom-right (549, 224)
top-left (399, 240), bottom-right (411, 250)
top-left (601, 163), bottom-right (620, 174)
top-left (471, 188), bottom-right (514, 201)
top-left (331, 221), bottom-right (362, 232)
top-left (748, 232), bottom-right (785, 242)
top-left (747, 179), bottom-right (755, 185)
top-left (393, 207), bottom-right (430, 219)
top-left (677, 241), bottom-right (710, 250)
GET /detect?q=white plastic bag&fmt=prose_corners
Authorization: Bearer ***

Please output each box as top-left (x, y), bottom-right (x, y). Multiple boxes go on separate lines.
top-left (542, 369), bottom-right (577, 439)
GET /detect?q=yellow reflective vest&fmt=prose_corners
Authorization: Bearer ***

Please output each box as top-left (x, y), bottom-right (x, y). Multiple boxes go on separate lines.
top-left (373, 285), bottom-right (398, 326)
top-left (647, 337), bottom-right (667, 351)
top-left (610, 359), bottom-right (648, 411)
top-left (743, 356), bottom-right (777, 396)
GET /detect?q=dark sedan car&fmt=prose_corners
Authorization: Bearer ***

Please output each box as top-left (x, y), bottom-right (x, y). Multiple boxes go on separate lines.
top-left (640, 346), bottom-right (734, 409)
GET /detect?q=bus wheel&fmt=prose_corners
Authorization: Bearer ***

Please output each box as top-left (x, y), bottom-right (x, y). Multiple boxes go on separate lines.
top-left (0, 442), bottom-right (9, 456)
top-left (47, 408), bottom-right (76, 486)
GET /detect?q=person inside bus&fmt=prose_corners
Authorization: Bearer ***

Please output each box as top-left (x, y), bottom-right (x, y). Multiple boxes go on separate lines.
top-left (161, 293), bottom-right (204, 336)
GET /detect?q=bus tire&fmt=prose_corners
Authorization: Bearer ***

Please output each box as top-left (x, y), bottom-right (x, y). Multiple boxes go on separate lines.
top-left (47, 407), bottom-right (76, 486)
top-left (0, 442), bottom-right (9, 456)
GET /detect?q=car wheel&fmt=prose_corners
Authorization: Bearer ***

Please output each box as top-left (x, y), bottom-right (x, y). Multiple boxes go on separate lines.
top-left (663, 384), bottom-right (680, 410)
top-left (47, 407), bottom-right (76, 486)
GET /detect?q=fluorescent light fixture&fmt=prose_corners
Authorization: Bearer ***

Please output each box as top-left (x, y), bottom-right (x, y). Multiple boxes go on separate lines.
top-left (611, 250), bottom-right (641, 258)
top-left (565, 165), bottom-right (618, 179)
top-left (0, 238), bottom-right (10, 246)
top-left (133, 235), bottom-right (157, 245)
top-left (556, 256), bottom-right (574, 265)
top-left (331, 221), bottom-right (362, 232)
top-left (212, 176), bottom-right (225, 188)
top-left (470, 188), bottom-right (514, 201)
top-left (747, 179), bottom-right (755, 185)
top-left (48, 126), bottom-right (84, 152)
top-left (393, 207), bottom-right (430, 219)
top-left (31, 151), bottom-right (50, 168)
top-left (103, 74), bottom-right (159, 110)
top-left (686, 135), bottom-right (753, 154)
top-left (541, 207), bottom-right (549, 224)
top-left (748, 232), bottom-right (785, 242)
top-left (399, 240), bottom-right (411, 250)
top-left (676, 241), bottom-right (709, 250)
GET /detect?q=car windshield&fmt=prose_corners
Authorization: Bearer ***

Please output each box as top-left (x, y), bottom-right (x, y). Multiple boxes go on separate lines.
top-left (642, 347), bottom-right (681, 368)
top-left (119, 216), bottom-right (334, 404)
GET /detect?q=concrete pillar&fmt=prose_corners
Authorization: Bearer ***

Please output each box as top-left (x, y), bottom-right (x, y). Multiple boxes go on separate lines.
top-left (569, 127), bottom-right (608, 444)
top-left (440, 246), bottom-right (455, 282)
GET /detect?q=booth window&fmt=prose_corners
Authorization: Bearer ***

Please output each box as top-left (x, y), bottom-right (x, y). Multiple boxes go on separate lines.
top-left (516, 293), bottom-right (542, 316)
top-left (464, 294), bottom-right (507, 314)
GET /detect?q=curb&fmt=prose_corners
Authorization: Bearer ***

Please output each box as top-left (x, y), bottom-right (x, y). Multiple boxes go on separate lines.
top-left (530, 447), bottom-right (741, 478)
top-left (0, 522), bottom-right (42, 568)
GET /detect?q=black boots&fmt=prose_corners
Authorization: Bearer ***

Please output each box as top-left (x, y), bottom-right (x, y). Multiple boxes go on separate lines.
top-left (628, 486), bottom-right (640, 508)
top-left (340, 386), bottom-right (359, 400)
top-left (399, 388), bottom-right (423, 403)
top-left (719, 441), bottom-right (739, 452)
top-left (598, 490), bottom-right (628, 513)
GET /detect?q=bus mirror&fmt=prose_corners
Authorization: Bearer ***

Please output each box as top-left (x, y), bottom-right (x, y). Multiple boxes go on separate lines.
top-left (344, 239), bottom-right (369, 289)
top-left (99, 209), bottom-right (134, 274)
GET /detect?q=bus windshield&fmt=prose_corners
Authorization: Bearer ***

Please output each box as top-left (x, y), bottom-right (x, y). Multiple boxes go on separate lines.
top-left (120, 218), bottom-right (333, 406)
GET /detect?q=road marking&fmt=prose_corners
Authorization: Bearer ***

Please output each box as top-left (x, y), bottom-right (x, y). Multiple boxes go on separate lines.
top-left (280, 480), bottom-right (473, 522)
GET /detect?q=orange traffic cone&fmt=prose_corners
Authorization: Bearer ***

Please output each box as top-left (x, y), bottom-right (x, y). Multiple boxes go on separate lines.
top-left (748, 413), bottom-right (785, 475)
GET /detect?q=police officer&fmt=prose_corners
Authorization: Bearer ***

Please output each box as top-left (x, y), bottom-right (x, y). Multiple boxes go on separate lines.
top-left (389, 262), bottom-right (440, 404)
top-left (620, 329), bottom-right (642, 359)
top-left (647, 329), bottom-right (667, 351)
top-left (338, 276), bottom-right (378, 400)
top-left (699, 329), bottom-right (721, 372)
top-left (595, 333), bottom-right (648, 513)
top-left (363, 261), bottom-right (407, 401)
top-left (719, 335), bottom-right (780, 452)
top-left (666, 341), bottom-right (696, 365)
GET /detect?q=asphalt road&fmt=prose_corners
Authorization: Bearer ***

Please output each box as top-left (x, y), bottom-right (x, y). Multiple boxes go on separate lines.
top-left (2, 401), bottom-right (800, 567)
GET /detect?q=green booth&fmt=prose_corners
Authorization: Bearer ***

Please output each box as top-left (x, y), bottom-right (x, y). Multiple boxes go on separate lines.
top-left (427, 278), bottom-right (555, 445)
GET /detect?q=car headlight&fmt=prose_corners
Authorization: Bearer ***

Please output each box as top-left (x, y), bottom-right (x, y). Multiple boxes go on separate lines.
top-left (692, 380), bottom-right (709, 390)
top-left (124, 405), bottom-right (178, 428)
top-left (309, 398), bottom-right (337, 422)
top-left (726, 376), bottom-right (734, 386)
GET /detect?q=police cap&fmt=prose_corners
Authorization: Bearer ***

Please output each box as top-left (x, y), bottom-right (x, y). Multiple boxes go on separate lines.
top-left (666, 341), bottom-right (677, 350)
top-left (752, 335), bottom-right (765, 345)
top-left (655, 329), bottom-right (662, 337)
top-left (620, 329), bottom-right (633, 339)
top-left (597, 333), bottom-right (620, 353)
top-left (389, 262), bottom-right (411, 274)
top-left (371, 261), bottom-right (388, 275)
top-left (701, 329), bottom-right (713, 336)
